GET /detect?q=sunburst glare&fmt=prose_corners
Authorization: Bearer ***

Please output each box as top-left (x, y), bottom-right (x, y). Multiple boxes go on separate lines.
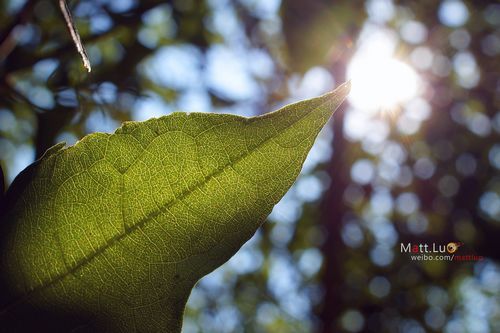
top-left (347, 30), bottom-right (420, 113)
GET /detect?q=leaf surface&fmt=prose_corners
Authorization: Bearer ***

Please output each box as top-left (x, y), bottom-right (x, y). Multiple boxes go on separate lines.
top-left (0, 82), bottom-right (349, 332)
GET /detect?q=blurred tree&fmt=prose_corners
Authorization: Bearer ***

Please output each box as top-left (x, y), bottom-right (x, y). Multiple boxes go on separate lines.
top-left (294, 0), bottom-right (500, 332)
top-left (1, 0), bottom-right (499, 332)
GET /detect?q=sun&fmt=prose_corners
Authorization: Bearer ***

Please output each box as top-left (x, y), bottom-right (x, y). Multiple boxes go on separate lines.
top-left (347, 41), bottom-right (420, 113)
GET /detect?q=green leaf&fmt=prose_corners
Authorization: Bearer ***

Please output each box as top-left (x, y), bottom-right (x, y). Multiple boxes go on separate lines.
top-left (0, 82), bottom-right (350, 332)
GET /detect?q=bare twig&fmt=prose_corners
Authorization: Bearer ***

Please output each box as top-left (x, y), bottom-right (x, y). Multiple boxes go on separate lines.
top-left (5, 0), bottom-right (170, 75)
top-left (58, 0), bottom-right (91, 72)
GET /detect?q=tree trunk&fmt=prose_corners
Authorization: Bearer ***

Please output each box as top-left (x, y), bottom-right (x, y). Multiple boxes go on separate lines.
top-left (317, 63), bottom-right (349, 333)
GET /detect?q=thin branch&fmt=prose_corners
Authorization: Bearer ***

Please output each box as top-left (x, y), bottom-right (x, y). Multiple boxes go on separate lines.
top-left (58, 0), bottom-right (91, 72)
top-left (5, 0), bottom-right (170, 75)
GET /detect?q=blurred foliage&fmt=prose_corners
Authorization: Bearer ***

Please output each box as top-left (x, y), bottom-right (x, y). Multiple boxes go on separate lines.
top-left (282, 0), bottom-right (365, 72)
top-left (0, 0), bottom-right (499, 333)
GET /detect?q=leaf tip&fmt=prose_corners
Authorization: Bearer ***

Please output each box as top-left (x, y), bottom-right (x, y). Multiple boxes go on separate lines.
top-left (336, 80), bottom-right (351, 99)
top-left (315, 81), bottom-right (351, 116)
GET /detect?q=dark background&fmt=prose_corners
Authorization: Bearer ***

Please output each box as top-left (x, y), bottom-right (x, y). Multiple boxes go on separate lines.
top-left (0, 0), bottom-right (499, 332)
